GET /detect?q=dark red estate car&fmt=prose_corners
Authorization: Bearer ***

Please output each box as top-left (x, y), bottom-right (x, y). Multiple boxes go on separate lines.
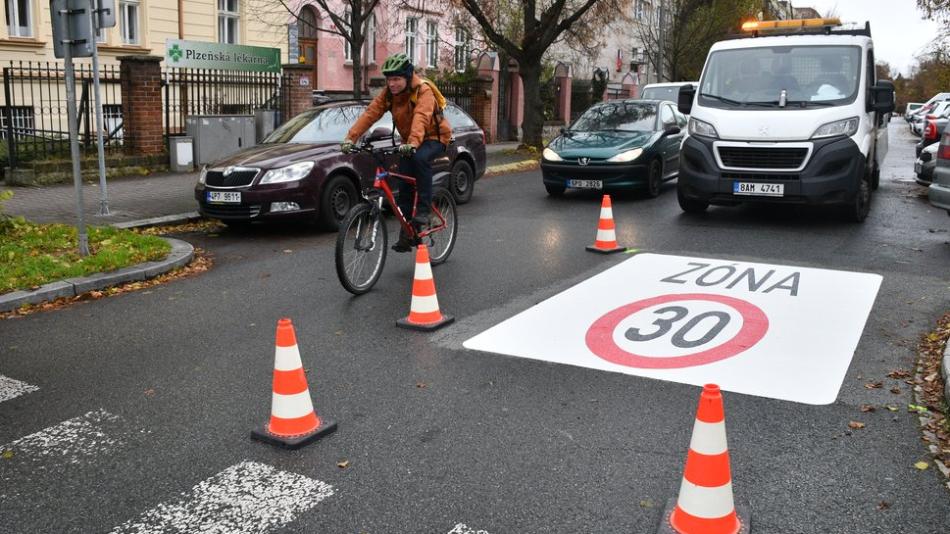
top-left (194, 100), bottom-right (486, 229)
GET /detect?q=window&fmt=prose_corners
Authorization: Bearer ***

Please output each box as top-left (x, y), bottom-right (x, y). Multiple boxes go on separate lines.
top-left (366, 13), bottom-right (376, 63)
top-left (218, 0), bottom-right (240, 44)
top-left (443, 103), bottom-right (476, 129)
top-left (120, 0), bottom-right (140, 45)
top-left (5, 0), bottom-right (32, 37)
top-left (426, 20), bottom-right (438, 68)
top-left (343, 9), bottom-right (352, 61)
top-left (0, 105), bottom-right (34, 138)
top-left (405, 17), bottom-right (418, 63)
top-left (660, 104), bottom-right (675, 126)
top-left (635, 1), bottom-right (643, 21)
top-left (453, 26), bottom-right (469, 72)
top-left (102, 104), bottom-right (123, 139)
top-left (300, 6), bottom-right (318, 39)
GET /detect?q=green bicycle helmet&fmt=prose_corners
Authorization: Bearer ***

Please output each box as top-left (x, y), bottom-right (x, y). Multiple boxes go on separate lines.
top-left (381, 53), bottom-right (413, 76)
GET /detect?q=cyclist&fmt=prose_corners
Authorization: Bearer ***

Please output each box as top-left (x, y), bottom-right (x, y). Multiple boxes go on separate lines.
top-left (341, 53), bottom-right (453, 252)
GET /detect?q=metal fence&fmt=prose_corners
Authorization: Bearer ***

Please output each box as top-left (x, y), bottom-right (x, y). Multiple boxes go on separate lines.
top-left (438, 80), bottom-right (478, 117)
top-left (162, 68), bottom-right (284, 137)
top-left (2, 61), bottom-right (123, 167)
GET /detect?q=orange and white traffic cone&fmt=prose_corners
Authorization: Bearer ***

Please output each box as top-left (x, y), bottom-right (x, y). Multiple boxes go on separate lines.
top-left (251, 318), bottom-right (337, 449)
top-left (396, 244), bottom-right (454, 331)
top-left (659, 384), bottom-right (749, 534)
top-left (585, 194), bottom-right (625, 254)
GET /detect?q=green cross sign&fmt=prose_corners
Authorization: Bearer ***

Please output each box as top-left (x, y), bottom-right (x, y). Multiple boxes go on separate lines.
top-left (169, 44), bottom-right (183, 62)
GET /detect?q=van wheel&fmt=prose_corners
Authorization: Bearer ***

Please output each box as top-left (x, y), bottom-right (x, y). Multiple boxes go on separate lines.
top-left (646, 159), bottom-right (663, 198)
top-left (318, 174), bottom-right (358, 231)
top-left (677, 186), bottom-right (708, 213)
top-left (845, 177), bottom-right (871, 223)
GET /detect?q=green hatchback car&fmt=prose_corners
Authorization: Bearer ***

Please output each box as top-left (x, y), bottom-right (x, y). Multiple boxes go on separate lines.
top-left (541, 99), bottom-right (687, 197)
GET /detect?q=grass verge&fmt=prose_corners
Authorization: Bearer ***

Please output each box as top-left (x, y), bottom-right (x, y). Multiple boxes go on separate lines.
top-left (0, 217), bottom-right (170, 295)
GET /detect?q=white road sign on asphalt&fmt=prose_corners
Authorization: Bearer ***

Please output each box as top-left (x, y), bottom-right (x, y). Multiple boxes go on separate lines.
top-left (464, 253), bottom-right (882, 405)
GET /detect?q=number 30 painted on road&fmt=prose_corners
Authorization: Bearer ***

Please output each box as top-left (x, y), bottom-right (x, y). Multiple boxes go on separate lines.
top-left (585, 293), bottom-right (769, 369)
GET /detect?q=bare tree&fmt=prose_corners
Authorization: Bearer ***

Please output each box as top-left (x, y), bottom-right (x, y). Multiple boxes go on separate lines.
top-left (636, 0), bottom-right (758, 83)
top-left (451, 0), bottom-right (631, 149)
top-left (254, 0), bottom-right (386, 98)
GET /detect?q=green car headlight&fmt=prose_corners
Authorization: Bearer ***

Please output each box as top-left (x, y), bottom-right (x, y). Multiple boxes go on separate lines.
top-left (606, 148), bottom-right (643, 163)
top-left (542, 147), bottom-right (563, 162)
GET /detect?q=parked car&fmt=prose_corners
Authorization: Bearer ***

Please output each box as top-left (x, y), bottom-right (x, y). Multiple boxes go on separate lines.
top-left (916, 104), bottom-right (950, 156)
top-left (541, 99), bottom-right (686, 197)
top-left (929, 131), bottom-right (950, 216)
top-left (904, 102), bottom-right (923, 121)
top-left (195, 101), bottom-right (487, 229)
top-left (911, 101), bottom-right (950, 136)
top-left (640, 82), bottom-right (698, 104)
top-left (915, 142), bottom-right (938, 185)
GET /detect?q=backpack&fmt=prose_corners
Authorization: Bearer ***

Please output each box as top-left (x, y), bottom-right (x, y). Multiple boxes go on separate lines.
top-left (385, 77), bottom-right (448, 139)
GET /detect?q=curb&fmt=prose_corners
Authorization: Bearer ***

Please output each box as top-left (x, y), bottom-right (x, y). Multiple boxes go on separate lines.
top-left (0, 237), bottom-right (194, 313)
top-left (111, 211), bottom-right (202, 230)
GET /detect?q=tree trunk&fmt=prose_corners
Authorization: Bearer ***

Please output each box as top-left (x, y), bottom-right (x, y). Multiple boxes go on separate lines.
top-left (520, 61), bottom-right (544, 150)
top-left (352, 49), bottom-right (363, 99)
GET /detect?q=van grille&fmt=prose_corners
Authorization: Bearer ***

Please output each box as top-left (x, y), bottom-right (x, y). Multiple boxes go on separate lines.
top-left (717, 147), bottom-right (808, 169)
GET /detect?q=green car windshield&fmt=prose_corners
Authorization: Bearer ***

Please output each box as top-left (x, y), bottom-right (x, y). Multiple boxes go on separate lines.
top-left (570, 102), bottom-right (657, 132)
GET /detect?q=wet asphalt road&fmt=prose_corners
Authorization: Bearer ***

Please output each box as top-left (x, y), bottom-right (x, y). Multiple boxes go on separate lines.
top-left (1, 121), bottom-right (949, 533)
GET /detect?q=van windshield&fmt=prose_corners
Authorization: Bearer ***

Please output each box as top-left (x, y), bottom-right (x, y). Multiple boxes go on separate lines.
top-left (698, 45), bottom-right (862, 109)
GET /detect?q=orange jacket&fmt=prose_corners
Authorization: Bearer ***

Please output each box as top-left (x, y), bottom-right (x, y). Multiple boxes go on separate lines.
top-left (346, 74), bottom-right (452, 147)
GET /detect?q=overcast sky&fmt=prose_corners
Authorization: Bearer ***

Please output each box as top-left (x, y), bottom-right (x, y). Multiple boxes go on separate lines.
top-left (800, 0), bottom-right (944, 76)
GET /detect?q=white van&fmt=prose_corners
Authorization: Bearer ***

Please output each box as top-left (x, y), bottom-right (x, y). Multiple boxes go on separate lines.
top-left (676, 18), bottom-right (895, 222)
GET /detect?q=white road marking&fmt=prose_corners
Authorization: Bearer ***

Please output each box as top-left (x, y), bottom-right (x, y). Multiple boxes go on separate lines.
top-left (0, 374), bottom-right (38, 403)
top-left (448, 524), bottom-right (491, 534)
top-left (109, 461), bottom-right (335, 534)
top-left (0, 409), bottom-right (124, 466)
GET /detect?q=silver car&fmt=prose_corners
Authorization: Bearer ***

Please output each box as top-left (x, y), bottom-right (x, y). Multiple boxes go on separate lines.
top-left (928, 131), bottom-right (950, 216)
top-left (916, 142), bottom-right (938, 185)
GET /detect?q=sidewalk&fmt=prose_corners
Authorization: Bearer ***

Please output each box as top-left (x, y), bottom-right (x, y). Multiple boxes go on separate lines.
top-left (1, 142), bottom-right (530, 227)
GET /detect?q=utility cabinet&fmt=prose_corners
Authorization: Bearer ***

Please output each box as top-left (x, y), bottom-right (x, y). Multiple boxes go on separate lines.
top-left (185, 115), bottom-right (256, 165)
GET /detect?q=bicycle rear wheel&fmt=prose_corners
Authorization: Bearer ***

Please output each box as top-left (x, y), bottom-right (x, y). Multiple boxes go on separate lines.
top-left (426, 188), bottom-right (457, 265)
top-left (335, 203), bottom-right (388, 294)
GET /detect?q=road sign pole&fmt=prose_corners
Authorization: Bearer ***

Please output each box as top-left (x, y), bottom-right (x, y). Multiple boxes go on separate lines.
top-left (88, 5), bottom-right (109, 216)
top-left (64, 41), bottom-right (90, 255)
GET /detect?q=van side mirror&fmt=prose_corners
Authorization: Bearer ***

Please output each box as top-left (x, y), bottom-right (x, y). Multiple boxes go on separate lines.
top-left (366, 126), bottom-right (393, 141)
top-left (678, 85), bottom-right (696, 115)
top-left (870, 80), bottom-right (895, 114)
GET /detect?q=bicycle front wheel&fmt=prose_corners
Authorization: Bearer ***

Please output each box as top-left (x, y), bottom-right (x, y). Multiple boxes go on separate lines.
top-left (426, 188), bottom-right (458, 265)
top-left (335, 203), bottom-right (388, 294)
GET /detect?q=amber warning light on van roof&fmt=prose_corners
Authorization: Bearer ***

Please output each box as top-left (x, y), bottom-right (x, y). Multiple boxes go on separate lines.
top-left (741, 18), bottom-right (841, 33)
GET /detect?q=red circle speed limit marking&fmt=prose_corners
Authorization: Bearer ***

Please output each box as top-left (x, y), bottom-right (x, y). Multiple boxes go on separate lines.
top-left (586, 293), bottom-right (768, 369)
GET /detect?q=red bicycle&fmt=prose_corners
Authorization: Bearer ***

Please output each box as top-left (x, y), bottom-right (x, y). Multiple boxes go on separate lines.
top-left (335, 141), bottom-right (458, 294)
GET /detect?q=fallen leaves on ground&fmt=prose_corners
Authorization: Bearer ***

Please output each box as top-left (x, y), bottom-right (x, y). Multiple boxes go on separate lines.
top-left (865, 381), bottom-right (883, 389)
top-left (337, 460), bottom-right (350, 469)
top-left (860, 405), bottom-right (876, 412)
top-left (915, 461), bottom-right (930, 470)
top-left (1, 249), bottom-right (214, 319)
top-left (848, 421), bottom-right (866, 430)
top-left (888, 369), bottom-right (911, 379)
top-left (484, 160), bottom-right (540, 178)
top-left (135, 219), bottom-right (225, 236)
top-left (912, 312), bottom-right (950, 479)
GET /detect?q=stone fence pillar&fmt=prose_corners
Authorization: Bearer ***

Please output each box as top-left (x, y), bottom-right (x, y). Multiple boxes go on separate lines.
top-left (475, 52), bottom-right (500, 143)
top-left (282, 63), bottom-right (314, 120)
top-left (554, 62), bottom-right (572, 125)
top-left (119, 55), bottom-right (165, 156)
top-left (621, 72), bottom-right (639, 99)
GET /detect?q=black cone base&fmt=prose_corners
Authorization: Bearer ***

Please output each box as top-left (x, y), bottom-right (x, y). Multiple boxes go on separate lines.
top-left (251, 418), bottom-right (337, 450)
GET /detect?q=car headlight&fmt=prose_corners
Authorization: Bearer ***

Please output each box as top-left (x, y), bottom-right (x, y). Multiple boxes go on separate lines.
top-left (197, 166), bottom-right (207, 185)
top-left (688, 117), bottom-right (718, 138)
top-left (542, 147), bottom-right (563, 162)
top-left (811, 117), bottom-right (860, 139)
top-left (259, 161), bottom-right (315, 184)
top-left (606, 148), bottom-right (643, 163)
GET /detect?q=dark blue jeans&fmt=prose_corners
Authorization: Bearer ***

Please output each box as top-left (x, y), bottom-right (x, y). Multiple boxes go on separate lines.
top-left (397, 140), bottom-right (445, 220)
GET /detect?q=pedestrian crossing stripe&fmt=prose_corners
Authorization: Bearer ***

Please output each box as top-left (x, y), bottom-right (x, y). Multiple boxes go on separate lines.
top-left (448, 523), bottom-right (491, 534)
top-left (0, 374), bottom-right (38, 403)
top-left (0, 409), bottom-right (125, 468)
top-left (109, 461), bottom-right (335, 534)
